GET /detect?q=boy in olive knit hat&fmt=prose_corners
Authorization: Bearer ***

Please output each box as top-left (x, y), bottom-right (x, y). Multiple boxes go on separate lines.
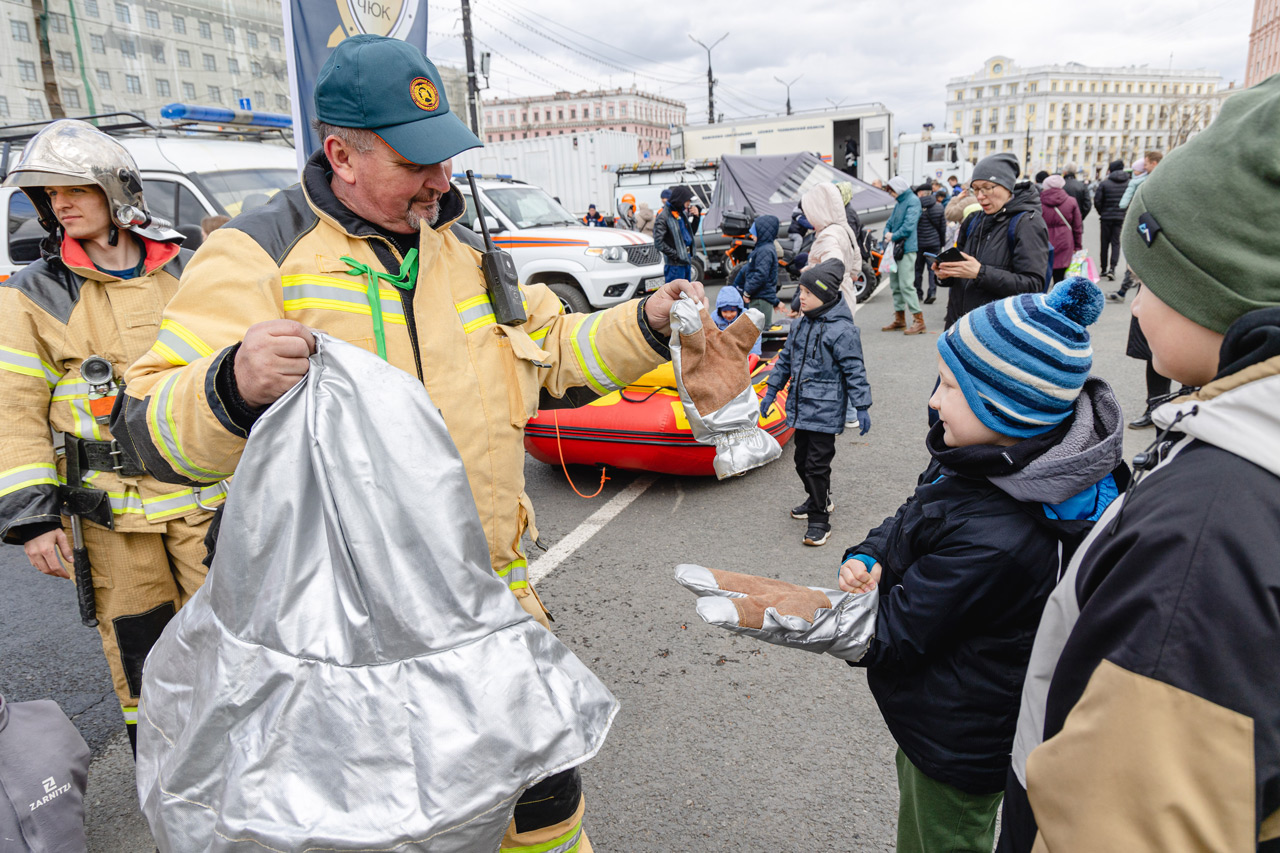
top-left (1001, 73), bottom-right (1280, 853)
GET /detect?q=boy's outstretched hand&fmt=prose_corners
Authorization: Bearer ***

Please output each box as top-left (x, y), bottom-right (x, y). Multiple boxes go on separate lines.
top-left (839, 558), bottom-right (882, 594)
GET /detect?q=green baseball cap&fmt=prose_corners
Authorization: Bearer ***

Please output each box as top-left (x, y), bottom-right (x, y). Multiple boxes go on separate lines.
top-left (314, 35), bottom-right (481, 165)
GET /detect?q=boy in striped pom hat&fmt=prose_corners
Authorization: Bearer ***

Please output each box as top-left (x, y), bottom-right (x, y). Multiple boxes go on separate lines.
top-left (835, 276), bottom-right (1128, 852)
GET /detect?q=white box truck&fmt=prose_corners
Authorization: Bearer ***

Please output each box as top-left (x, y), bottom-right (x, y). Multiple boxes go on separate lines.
top-left (452, 131), bottom-right (639, 219)
top-left (895, 130), bottom-right (973, 186)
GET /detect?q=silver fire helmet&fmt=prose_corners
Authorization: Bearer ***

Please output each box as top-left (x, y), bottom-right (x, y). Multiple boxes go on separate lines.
top-left (2, 119), bottom-right (180, 243)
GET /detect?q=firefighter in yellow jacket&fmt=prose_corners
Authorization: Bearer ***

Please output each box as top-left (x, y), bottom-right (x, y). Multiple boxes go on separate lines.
top-left (0, 120), bottom-right (226, 753)
top-left (114, 36), bottom-right (699, 850)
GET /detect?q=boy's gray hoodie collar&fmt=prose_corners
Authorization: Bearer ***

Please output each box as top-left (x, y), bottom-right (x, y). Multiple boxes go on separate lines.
top-left (989, 377), bottom-right (1125, 504)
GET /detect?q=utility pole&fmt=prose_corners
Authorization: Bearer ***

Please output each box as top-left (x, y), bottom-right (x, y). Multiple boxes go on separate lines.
top-left (689, 33), bottom-right (727, 124)
top-left (775, 74), bottom-right (801, 116)
top-left (459, 0), bottom-right (481, 135)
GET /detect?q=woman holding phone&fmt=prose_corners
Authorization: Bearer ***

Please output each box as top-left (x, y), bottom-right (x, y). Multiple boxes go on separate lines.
top-left (933, 153), bottom-right (1051, 331)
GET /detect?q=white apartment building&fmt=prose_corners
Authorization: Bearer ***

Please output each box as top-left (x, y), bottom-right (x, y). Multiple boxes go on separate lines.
top-left (946, 56), bottom-right (1223, 177)
top-left (482, 87), bottom-right (686, 159)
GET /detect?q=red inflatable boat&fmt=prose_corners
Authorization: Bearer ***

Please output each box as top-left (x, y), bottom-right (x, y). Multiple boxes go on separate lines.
top-left (524, 356), bottom-right (794, 477)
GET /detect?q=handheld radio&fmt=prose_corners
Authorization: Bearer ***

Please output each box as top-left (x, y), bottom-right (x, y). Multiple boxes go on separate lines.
top-left (465, 170), bottom-right (526, 326)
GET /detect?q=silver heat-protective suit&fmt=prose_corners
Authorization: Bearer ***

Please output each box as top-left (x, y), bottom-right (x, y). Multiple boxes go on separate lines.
top-left (675, 564), bottom-right (878, 662)
top-left (668, 297), bottom-right (782, 479)
top-left (136, 334), bottom-right (618, 852)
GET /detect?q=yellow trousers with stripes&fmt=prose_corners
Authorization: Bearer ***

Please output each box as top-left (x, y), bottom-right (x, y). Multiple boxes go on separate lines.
top-left (502, 794), bottom-right (592, 852)
top-left (62, 514), bottom-right (210, 721)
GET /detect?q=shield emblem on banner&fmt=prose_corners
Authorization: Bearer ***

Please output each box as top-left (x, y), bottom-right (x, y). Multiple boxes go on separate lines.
top-left (336, 0), bottom-right (419, 40)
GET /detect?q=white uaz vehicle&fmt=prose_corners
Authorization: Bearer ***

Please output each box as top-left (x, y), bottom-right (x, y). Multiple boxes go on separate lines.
top-left (455, 175), bottom-right (665, 314)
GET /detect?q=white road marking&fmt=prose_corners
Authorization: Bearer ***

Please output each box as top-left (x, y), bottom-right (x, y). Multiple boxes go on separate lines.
top-left (529, 475), bottom-right (656, 584)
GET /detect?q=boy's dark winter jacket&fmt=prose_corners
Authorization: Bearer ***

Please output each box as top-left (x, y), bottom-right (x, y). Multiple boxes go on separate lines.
top-left (848, 379), bottom-right (1126, 795)
top-left (1005, 308), bottom-right (1280, 852)
top-left (652, 204), bottom-right (696, 265)
top-left (730, 214), bottom-right (780, 305)
top-left (917, 193), bottom-right (947, 254)
top-left (1092, 161), bottom-right (1130, 222)
top-left (942, 183), bottom-right (1051, 329)
top-left (764, 297), bottom-right (870, 434)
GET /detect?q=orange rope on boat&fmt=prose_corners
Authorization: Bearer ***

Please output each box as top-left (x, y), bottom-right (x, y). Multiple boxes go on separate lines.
top-left (552, 409), bottom-right (609, 498)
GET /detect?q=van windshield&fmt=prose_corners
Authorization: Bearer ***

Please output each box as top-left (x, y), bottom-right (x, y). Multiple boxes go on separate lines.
top-left (484, 186), bottom-right (577, 228)
top-left (192, 168), bottom-right (298, 216)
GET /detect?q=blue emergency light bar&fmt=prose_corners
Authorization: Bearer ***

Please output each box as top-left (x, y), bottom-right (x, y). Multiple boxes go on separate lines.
top-left (160, 103), bottom-right (293, 128)
top-left (452, 173), bottom-right (514, 180)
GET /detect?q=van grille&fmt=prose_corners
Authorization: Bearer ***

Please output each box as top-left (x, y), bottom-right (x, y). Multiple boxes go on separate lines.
top-left (625, 244), bottom-right (660, 266)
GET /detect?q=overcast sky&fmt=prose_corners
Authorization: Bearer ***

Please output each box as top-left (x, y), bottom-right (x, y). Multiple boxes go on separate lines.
top-left (426, 0), bottom-right (1253, 134)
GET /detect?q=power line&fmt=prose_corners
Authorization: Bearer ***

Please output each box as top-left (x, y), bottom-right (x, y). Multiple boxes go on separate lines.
top-left (473, 14), bottom-right (604, 87)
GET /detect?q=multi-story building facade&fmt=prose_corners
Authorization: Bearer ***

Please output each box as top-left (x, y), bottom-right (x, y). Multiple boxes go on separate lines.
top-left (945, 56), bottom-right (1222, 177)
top-left (482, 87), bottom-right (686, 159)
top-left (1246, 0), bottom-right (1280, 87)
top-left (1, 0), bottom-right (294, 125)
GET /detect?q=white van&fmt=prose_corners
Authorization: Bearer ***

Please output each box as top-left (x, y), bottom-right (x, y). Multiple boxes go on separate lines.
top-left (456, 175), bottom-right (665, 314)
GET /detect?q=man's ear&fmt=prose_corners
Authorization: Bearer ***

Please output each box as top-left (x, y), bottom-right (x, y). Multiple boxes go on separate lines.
top-left (325, 136), bottom-right (358, 187)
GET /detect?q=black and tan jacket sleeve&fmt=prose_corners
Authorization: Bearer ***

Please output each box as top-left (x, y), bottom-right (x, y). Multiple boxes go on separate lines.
top-left (0, 286), bottom-right (63, 543)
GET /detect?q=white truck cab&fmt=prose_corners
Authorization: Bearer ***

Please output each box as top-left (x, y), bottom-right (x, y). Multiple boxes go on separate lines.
top-left (1, 121), bottom-right (297, 281)
top-left (454, 175), bottom-right (665, 314)
top-left (896, 130), bottom-right (973, 187)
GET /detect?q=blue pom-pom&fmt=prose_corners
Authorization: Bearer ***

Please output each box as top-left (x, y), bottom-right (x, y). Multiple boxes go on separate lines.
top-left (1046, 276), bottom-right (1103, 326)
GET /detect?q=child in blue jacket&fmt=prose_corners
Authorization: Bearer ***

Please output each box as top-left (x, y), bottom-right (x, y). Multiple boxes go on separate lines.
top-left (730, 214), bottom-right (781, 324)
top-left (760, 259), bottom-right (871, 546)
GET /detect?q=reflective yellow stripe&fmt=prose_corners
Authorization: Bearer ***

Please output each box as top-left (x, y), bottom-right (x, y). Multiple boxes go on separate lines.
top-left (456, 294), bottom-right (531, 334)
top-left (528, 326), bottom-right (550, 344)
top-left (147, 372), bottom-right (232, 481)
top-left (570, 313), bottom-right (623, 395)
top-left (56, 474), bottom-right (146, 515)
top-left (502, 819), bottom-right (582, 853)
top-left (67, 398), bottom-right (102, 440)
top-left (0, 463), bottom-right (58, 498)
top-left (0, 344), bottom-right (54, 383)
top-left (121, 706), bottom-right (138, 724)
top-left (141, 480), bottom-right (229, 519)
top-left (283, 274), bottom-right (406, 325)
top-left (150, 319), bottom-right (215, 366)
top-left (496, 557), bottom-right (528, 590)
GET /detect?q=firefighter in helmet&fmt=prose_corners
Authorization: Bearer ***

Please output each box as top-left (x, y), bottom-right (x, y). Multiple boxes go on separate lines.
top-left (0, 119), bottom-right (226, 753)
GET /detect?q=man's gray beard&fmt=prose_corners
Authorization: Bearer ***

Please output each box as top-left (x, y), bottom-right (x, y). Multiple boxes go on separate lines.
top-left (404, 200), bottom-right (440, 231)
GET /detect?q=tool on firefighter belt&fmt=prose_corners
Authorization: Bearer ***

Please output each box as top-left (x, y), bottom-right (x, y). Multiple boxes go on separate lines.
top-left (80, 355), bottom-right (117, 424)
top-left (60, 446), bottom-right (112, 630)
top-left (466, 169), bottom-right (526, 327)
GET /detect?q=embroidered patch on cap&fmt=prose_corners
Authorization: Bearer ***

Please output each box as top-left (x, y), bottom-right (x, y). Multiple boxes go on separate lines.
top-left (410, 77), bottom-right (439, 112)
top-left (1137, 212), bottom-right (1162, 247)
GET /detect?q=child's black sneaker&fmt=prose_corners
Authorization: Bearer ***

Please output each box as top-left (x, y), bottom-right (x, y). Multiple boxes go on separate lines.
top-left (792, 497), bottom-right (834, 520)
top-left (803, 524), bottom-right (831, 546)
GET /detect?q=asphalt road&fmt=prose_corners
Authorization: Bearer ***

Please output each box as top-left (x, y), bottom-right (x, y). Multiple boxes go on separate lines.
top-left (0, 217), bottom-right (1147, 851)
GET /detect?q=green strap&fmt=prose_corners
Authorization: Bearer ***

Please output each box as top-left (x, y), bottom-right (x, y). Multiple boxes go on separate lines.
top-left (340, 249), bottom-right (418, 361)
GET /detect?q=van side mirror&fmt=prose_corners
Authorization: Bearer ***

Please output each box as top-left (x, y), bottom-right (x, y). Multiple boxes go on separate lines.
top-left (951, 147), bottom-right (959, 164)
top-left (473, 216), bottom-right (502, 234)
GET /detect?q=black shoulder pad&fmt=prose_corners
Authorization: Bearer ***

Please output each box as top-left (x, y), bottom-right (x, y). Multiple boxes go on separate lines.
top-left (1, 258), bottom-right (83, 324)
top-left (450, 223), bottom-right (485, 253)
top-left (228, 184), bottom-right (318, 266)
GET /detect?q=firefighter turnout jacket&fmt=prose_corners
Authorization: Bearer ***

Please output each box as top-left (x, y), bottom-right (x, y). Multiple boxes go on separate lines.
top-left (117, 152), bottom-right (670, 615)
top-left (0, 236), bottom-right (227, 544)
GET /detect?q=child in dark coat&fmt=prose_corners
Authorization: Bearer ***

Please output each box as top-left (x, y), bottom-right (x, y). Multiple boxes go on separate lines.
top-left (838, 277), bottom-right (1125, 853)
top-left (730, 214), bottom-right (781, 325)
top-left (760, 260), bottom-right (871, 546)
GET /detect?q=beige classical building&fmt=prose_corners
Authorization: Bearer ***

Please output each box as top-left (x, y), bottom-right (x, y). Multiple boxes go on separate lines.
top-left (946, 56), bottom-right (1223, 177)
top-left (1246, 0), bottom-right (1280, 87)
top-left (482, 87), bottom-right (686, 159)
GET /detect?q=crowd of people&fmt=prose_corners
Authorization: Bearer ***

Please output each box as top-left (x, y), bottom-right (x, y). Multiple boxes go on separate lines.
top-left (0, 31), bottom-right (1277, 852)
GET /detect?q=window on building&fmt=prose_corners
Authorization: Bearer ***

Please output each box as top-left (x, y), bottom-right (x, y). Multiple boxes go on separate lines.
top-left (231, 88), bottom-right (242, 102)
top-left (84, 0), bottom-right (99, 16)
top-left (207, 85), bottom-right (221, 102)
top-left (0, 96), bottom-right (10, 118)
top-left (607, 105), bottom-right (615, 118)
top-left (151, 44), bottom-right (164, 62)
top-left (178, 49), bottom-right (191, 67)
top-left (100, 102), bottom-right (115, 112)
top-left (182, 81), bottom-right (195, 99)
top-left (157, 78), bottom-right (170, 96)
top-left (173, 15), bottom-right (186, 33)
top-left (120, 38), bottom-right (136, 58)
top-left (228, 58), bottom-right (239, 75)
top-left (11, 20), bottom-right (30, 42)
top-left (557, 108), bottom-right (564, 120)
top-left (18, 60), bottom-right (38, 82)
top-left (275, 93), bottom-right (287, 110)
top-left (247, 31), bottom-right (258, 49)
top-left (115, 2), bottom-right (130, 24)
top-left (1028, 82), bottom-right (1037, 93)
top-left (485, 112), bottom-right (492, 124)
top-left (1008, 83), bottom-right (1018, 94)
top-left (497, 112), bottom-right (504, 125)
top-left (521, 112), bottom-right (527, 122)
top-left (986, 140), bottom-right (996, 152)
top-left (270, 35), bottom-right (280, 51)
top-left (203, 54), bottom-right (216, 71)
top-left (224, 25), bottom-right (235, 44)
top-left (96, 69), bottom-right (111, 88)
top-left (91, 33), bottom-right (105, 53)
top-left (1090, 82), bottom-right (1097, 92)
top-left (199, 20), bottom-right (211, 39)
top-left (973, 87), bottom-right (983, 98)
top-left (254, 90), bottom-right (264, 104)
top-left (498, 134), bottom-right (504, 142)
top-left (145, 9), bottom-right (159, 28)
top-left (64, 88), bottom-right (80, 109)
top-left (250, 60), bottom-right (262, 76)
top-left (28, 98), bottom-right (44, 120)
top-left (49, 12), bottom-right (69, 33)
top-left (57, 51), bottom-right (74, 72)
top-left (126, 74), bottom-right (141, 94)
top-left (570, 108), bottom-right (576, 119)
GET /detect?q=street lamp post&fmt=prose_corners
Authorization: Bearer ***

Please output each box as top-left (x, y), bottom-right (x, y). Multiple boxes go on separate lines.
top-left (689, 33), bottom-right (728, 124)
top-left (775, 74), bottom-right (802, 116)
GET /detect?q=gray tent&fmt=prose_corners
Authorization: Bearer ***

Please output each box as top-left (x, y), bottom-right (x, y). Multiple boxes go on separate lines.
top-left (704, 152), bottom-right (895, 232)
